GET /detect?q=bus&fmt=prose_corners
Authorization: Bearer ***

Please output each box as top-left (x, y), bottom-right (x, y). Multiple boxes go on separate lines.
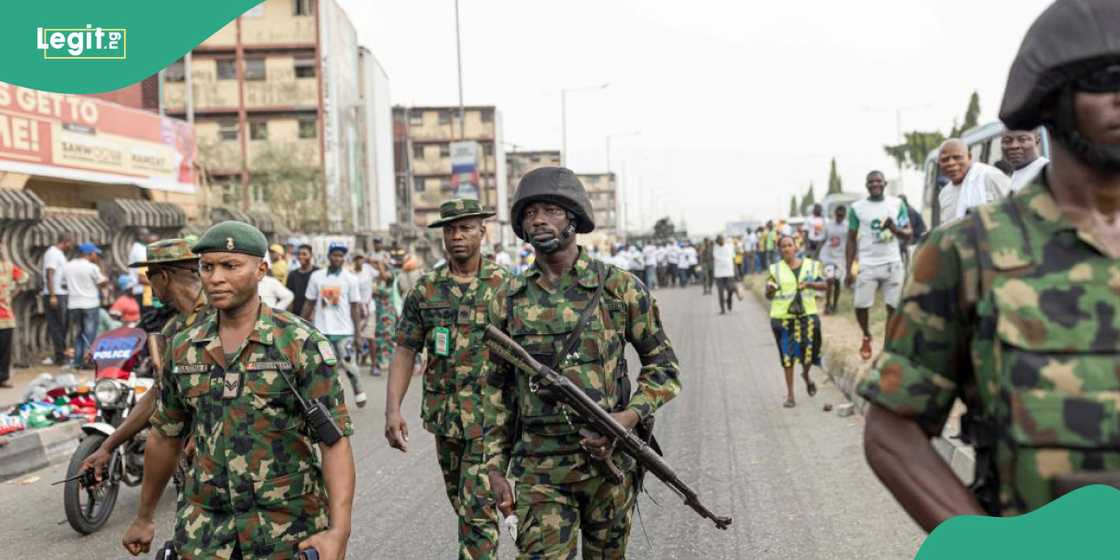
top-left (920, 122), bottom-right (1051, 228)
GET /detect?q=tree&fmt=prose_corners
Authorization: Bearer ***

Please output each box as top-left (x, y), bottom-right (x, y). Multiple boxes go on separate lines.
top-left (653, 216), bottom-right (675, 240)
top-left (789, 195), bottom-right (798, 218)
top-left (247, 143), bottom-right (326, 230)
top-left (800, 182), bottom-right (817, 216)
top-left (884, 92), bottom-right (980, 171)
top-left (827, 158), bottom-right (843, 194)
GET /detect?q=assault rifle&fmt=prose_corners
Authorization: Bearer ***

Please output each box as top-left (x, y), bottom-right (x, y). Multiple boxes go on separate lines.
top-left (484, 325), bottom-right (732, 530)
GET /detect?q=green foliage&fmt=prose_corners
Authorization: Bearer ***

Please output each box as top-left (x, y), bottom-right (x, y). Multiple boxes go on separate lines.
top-left (827, 158), bottom-right (843, 194)
top-left (248, 143), bottom-right (326, 230)
top-left (884, 91), bottom-right (980, 171)
top-left (789, 195), bottom-right (799, 218)
top-left (653, 216), bottom-right (675, 240)
top-left (800, 182), bottom-right (817, 215)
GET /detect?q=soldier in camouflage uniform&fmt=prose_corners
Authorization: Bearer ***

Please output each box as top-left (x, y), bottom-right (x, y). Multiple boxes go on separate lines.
top-left (484, 167), bottom-right (681, 559)
top-left (123, 221), bottom-right (355, 560)
top-left (372, 268), bottom-right (398, 373)
top-left (80, 238), bottom-right (208, 478)
top-left (385, 198), bottom-right (508, 559)
top-left (859, 0), bottom-right (1120, 531)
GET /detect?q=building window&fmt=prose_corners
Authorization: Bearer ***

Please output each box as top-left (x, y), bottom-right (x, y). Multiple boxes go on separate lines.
top-left (294, 56), bottom-right (316, 78)
top-left (440, 177), bottom-right (451, 191)
top-left (165, 59), bottom-right (185, 82)
top-left (218, 119), bottom-right (239, 142)
top-left (412, 144), bottom-right (424, 159)
top-left (483, 143), bottom-right (493, 156)
top-left (438, 111), bottom-right (450, 126)
top-left (244, 58), bottom-right (266, 81)
top-left (413, 177), bottom-right (425, 192)
top-left (481, 110), bottom-right (493, 123)
top-left (409, 111), bottom-right (424, 127)
top-left (216, 59), bottom-right (237, 80)
top-left (298, 118), bottom-right (318, 139)
top-left (293, 0), bottom-right (313, 16)
top-left (439, 144), bottom-right (450, 158)
top-left (250, 120), bottom-right (268, 141)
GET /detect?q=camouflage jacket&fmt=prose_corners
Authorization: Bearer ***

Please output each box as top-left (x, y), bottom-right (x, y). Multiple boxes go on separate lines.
top-left (150, 303), bottom-right (353, 559)
top-left (483, 247), bottom-right (681, 485)
top-left (858, 177), bottom-right (1120, 515)
top-left (153, 291), bottom-right (208, 388)
top-left (395, 259), bottom-right (508, 440)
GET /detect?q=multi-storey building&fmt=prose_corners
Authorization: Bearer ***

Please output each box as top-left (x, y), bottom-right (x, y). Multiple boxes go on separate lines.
top-left (578, 172), bottom-right (618, 234)
top-left (392, 105), bottom-right (507, 232)
top-left (160, 0), bottom-right (393, 233)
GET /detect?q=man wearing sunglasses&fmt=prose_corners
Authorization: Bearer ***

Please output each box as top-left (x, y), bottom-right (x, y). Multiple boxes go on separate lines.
top-left (860, 0), bottom-right (1120, 530)
top-left (79, 238), bottom-right (208, 480)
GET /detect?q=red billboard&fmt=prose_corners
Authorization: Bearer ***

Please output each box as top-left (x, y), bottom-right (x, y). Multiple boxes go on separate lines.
top-left (0, 82), bottom-right (196, 193)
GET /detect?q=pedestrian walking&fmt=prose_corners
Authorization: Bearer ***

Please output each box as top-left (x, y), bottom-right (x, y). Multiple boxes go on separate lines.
top-left (701, 238), bottom-right (715, 294)
top-left (666, 242), bottom-right (680, 287)
top-left (285, 243), bottom-right (318, 314)
top-left (744, 229), bottom-right (758, 275)
top-left (259, 259), bottom-right (294, 311)
top-left (679, 241), bottom-right (698, 286)
top-left (861, 0), bottom-right (1120, 528)
top-left (642, 242), bottom-right (658, 289)
top-left (63, 242), bottom-right (108, 369)
top-left (0, 250), bottom-right (25, 388)
top-left (268, 243), bottom-right (290, 285)
top-left (486, 167), bottom-right (681, 558)
top-left (302, 242), bottom-right (368, 407)
top-left (845, 171), bottom-right (912, 360)
top-left (806, 204), bottom-right (826, 258)
top-left (385, 198), bottom-right (508, 560)
top-left (764, 221), bottom-right (778, 265)
top-left (123, 221), bottom-right (355, 560)
top-left (765, 235), bottom-right (825, 408)
top-left (818, 205), bottom-right (849, 315)
top-left (712, 235), bottom-right (736, 314)
top-left (371, 263), bottom-right (398, 375)
top-left (41, 234), bottom-right (73, 366)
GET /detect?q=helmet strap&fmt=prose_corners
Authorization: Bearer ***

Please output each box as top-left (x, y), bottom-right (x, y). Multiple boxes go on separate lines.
top-left (1050, 86), bottom-right (1120, 172)
top-left (530, 217), bottom-right (577, 254)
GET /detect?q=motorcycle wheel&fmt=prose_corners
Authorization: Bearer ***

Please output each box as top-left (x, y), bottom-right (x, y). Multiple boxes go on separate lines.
top-left (63, 435), bottom-right (120, 535)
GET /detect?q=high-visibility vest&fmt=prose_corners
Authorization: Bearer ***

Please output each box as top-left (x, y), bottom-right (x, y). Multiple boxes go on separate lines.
top-left (768, 258), bottom-right (820, 319)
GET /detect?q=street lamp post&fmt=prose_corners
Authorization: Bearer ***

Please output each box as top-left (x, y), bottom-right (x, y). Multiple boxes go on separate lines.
top-left (560, 83), bottom-right (609, 166)
top-left (605, 131), bottom-right (640, 239)
top-left (861, 103), bottom-right (931, 195)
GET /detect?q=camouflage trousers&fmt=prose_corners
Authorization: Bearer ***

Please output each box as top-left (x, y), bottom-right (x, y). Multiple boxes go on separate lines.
top-left (374, 301), bottom-right (397, 370)
top-left (436, 435), bottom-right (501, 560)
top-left (514, 472), bottom-right (636, 559)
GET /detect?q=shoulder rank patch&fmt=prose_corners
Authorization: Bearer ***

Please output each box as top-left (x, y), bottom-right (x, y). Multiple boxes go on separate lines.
top-left (172, 364), bottom-right (209, 374)
top-left (317, 340), bottom-right (338, 365)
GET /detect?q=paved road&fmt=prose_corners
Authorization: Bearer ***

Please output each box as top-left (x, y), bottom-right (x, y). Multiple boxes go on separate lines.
top-left (2, 285), bottom-right (925, 559)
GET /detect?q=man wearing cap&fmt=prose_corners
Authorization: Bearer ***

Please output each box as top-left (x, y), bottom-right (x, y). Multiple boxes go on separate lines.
top-left (484, 167), bottom-right (681, 558)
top-left (123, 221), bottom-right (355, 560)
top-left (302, 242), bottom-right (367, 407)
top-left (269, 244), bottom-right (290, 285)
top-left (861, 0), bottom-right (1120, 529)
top-left (81, 238), bottom-right (209, 478)
top-left (62, 242), bottom-right (109, 368)
top-left (384, 198), bottom-right (508, 559)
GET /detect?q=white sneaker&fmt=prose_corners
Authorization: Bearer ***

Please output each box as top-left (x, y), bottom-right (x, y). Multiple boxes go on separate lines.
top-left (354, 392), bottom-right (368, 408)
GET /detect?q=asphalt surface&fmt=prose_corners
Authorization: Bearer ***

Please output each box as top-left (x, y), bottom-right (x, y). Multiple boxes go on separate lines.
top-left (2, 284), bottom-right (925, 559)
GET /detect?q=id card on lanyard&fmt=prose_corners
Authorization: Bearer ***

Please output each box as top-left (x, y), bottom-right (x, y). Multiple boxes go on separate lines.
top-left (433, 326), bottom-right (451, 357)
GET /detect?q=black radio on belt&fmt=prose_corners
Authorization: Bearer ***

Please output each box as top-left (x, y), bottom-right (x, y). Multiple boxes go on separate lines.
top-left (275, 369), bottom-right (344, 446)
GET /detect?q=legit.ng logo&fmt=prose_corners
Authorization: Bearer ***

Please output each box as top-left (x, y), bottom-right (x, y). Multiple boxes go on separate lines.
top-left (36, 25), bottom-right (127, 60)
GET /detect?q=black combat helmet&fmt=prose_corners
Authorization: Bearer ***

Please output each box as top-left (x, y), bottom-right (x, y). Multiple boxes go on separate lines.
top-left (1000, 0), bottom-right (1120, 130)
top-left (510, 167), bottom-right (595, 240)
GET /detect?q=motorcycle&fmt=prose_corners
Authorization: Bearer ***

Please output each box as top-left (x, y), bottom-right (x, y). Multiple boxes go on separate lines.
top-left (62, 326), bottom-right (154, 535)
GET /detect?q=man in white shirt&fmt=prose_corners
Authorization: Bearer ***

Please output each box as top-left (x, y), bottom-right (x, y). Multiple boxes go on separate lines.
top-left (63, 242), bottom-right (109, 368)
top-left (666, 243), bottom-right (680, 287)
top-left (493, 243), bottom-right (513, 271)
top-left (1002, 128), bottom-right (1049, 193)
top-left (258, 259), bottom-right (294, 310)
top-left (743, 230), bottom-right (759, 275)
top-left (126, 229), bottom-right (151, 310)
top-left (712, 235), bottom-right (737, 314)
top-left (41, 234), bottom-right (73, 365)
top-left (937, 138), bottom-right (1010, 224)
top-left (806, 205), bottom-right (827, 258)
top-left (302, 242), bottom-right (367, 407)
top-left (641, 243), bottom-right (659, 289)
top-left (680, 242), bottom-right (698, 286)
top-left (846, 171), bottom-right (912, 361)
top-left (819, 205), bottom-right (850, 315)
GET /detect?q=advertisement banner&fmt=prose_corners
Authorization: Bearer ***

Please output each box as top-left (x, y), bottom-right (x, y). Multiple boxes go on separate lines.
top-left (0, 82), bottom-right (197, 192)
top-left (450, 140), bottom-right (480, 200)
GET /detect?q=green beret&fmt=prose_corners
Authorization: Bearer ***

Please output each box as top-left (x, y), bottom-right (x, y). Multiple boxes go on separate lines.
top-left (192, 220), bottom-right (268, 258)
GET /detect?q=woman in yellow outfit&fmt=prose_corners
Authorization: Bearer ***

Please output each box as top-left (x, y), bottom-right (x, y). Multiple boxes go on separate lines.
top-left (765, 234), bottom-right (826, 408)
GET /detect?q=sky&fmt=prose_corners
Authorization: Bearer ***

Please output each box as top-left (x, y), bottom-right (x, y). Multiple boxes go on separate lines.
top-left (336, 0), bottom-right (1054, 235)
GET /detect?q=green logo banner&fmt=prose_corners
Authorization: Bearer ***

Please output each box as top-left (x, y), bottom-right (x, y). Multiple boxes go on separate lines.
top-left (2, 0), bottom-right (263, 93)
top-left (916, 485), bottom-right (1120, 558)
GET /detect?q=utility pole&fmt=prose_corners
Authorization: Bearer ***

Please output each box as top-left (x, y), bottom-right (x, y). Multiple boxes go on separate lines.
top-left (559, 83), bottom-right (609, 166)
top-left (454, 0), bottom-right (465, 140)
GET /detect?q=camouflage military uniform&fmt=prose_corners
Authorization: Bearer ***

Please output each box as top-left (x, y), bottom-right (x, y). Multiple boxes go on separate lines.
top-left (150, 304), bottom-right (353, 559)
top-left (484, 247), bottom-right (681, 558)
top-left (858, 177), bottom-right (1120, 515)
top-left (395, 259), bottom-right (508, 559)
top-left (374, 276), bottom-right (398, 371)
